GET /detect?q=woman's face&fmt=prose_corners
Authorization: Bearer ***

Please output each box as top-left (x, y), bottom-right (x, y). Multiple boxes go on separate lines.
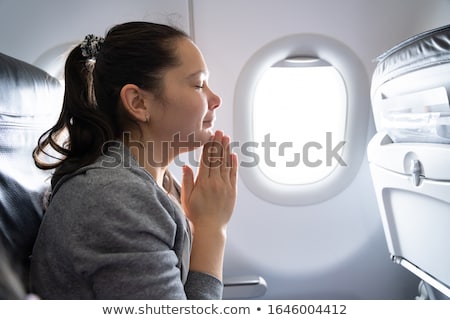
top-left (146, 37), bottom-right (221, 155)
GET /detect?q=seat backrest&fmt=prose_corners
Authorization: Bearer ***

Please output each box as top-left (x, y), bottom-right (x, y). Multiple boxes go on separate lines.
top-left (0, 52), bottom-right (62, 297)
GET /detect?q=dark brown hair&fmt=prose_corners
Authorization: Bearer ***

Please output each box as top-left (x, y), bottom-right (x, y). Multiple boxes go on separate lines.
top-left (33, 21), bottom-right (188, 185)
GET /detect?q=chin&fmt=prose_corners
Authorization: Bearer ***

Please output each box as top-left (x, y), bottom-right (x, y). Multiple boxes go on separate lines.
top-left (198, 126), bottom-right (214, 137)
top-left (198, 130), bottom-right (214, 145)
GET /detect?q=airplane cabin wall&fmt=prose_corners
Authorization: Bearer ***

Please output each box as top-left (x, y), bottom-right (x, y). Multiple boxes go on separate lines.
top-left (191, 0), bottom-right (450, 299)
top-left (0, 0), bottom-right (449, 299)
top-left (0, 0), bottom-right (191, 65)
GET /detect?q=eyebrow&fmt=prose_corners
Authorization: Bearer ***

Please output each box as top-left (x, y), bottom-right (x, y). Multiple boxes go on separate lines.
top-left (186, 70), bottom-right (209, 80)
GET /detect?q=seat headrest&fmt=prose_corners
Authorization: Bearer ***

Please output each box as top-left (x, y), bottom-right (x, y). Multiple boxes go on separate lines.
top-left (370, 24), bottom-right (450, 142)
top-left (372, 24), bottom-right (450, 90)
top-left (0, 52), bottom-right (63, 291)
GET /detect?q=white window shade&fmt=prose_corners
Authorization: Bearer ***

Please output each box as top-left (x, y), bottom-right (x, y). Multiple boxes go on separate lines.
top-left (253, 61), bottom-right (347, 184)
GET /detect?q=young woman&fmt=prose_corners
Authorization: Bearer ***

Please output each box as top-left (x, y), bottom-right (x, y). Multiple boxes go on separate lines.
top-left (30, 21), bottom-right (238, 299)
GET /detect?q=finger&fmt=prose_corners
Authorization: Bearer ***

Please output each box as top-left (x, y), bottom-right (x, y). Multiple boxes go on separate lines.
top-left (198, 130), bottom-right (220, 179)
top-left (198, 137), bottom-right (213, 180)
top-left (181, 165), bottom-right (195, 211)
top-left (229, 152), bottom-right (238, 188)
top-left (208, 131), bottom-right (224, 177)
top-left (220, 135), bottom-right (231, 178)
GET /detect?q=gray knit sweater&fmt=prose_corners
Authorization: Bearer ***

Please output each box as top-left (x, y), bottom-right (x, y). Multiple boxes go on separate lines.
top-left (30, 141), bottom-right (223, 299)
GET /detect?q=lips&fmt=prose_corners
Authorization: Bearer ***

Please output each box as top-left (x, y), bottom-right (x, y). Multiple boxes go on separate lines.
top-left (203, 121), bottom-right (214, 128)
top-left (203, 116), bottom-right (215, 127)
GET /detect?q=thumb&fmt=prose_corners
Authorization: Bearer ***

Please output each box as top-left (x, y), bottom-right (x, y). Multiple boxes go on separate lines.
top-left (181, 165), bottom-right (194, 208)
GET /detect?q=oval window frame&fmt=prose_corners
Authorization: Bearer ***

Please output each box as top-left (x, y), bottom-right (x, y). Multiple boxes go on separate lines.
top-left (233, 34), bottom-right (370, 206)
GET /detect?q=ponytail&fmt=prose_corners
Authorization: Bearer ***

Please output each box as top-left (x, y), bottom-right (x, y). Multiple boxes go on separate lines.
top-left (33, 43), bottom-right (114, 185)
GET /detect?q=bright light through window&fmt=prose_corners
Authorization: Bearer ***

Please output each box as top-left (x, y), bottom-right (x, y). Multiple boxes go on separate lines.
top-left (253, 59), bottom-right (347, 185)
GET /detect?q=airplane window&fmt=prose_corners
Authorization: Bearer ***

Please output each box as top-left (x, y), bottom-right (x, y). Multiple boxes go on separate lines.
top-left (253, 57), bottom-right (346, 184)
top-left (234, 34), bottom-right (370, 205)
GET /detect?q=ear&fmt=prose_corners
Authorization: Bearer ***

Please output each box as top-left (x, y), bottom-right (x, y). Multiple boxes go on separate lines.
top-left (119, 84), bottom-right (150, 122)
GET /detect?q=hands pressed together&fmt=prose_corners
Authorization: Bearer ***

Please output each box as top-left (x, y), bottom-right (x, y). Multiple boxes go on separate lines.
top-left (181, 130), bottom-right (238, 280)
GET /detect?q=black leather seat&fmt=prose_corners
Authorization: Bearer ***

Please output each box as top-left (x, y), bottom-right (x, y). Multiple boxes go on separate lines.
top-left (0, 52), bottom-right (62, 298)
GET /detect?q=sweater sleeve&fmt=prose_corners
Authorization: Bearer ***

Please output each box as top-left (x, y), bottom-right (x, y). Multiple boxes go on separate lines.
top-left (185, 271), bottom-right (223, 299)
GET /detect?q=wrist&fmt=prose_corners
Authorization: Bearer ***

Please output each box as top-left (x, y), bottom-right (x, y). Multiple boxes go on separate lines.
top-left (189, 225), bottom-right (227, 280)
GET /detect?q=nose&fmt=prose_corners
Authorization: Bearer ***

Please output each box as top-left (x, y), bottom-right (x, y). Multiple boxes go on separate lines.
top-left (208, 87), bottom-right (221, 110)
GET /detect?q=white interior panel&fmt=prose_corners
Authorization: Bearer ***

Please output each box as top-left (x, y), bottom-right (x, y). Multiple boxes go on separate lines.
top-left (192, 0), bottom-right (450, 299)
